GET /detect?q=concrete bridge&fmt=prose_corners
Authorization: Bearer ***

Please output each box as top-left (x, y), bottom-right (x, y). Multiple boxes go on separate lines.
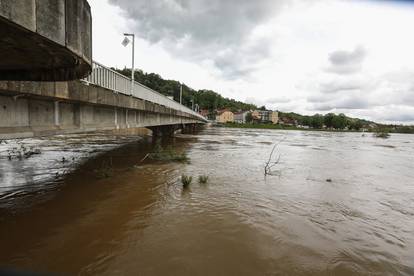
top-left (0, 0), bottom-right (206, 139)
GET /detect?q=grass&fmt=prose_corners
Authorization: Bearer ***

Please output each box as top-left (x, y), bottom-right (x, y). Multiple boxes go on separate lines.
top-left (373, 129), bottom-right (390, 139)
top-left (198, 175), bottom-right (209, 184)
top-left (181, 174), bottom-right (193, 188)
top-left (148, 143), bottom-right (189, 163)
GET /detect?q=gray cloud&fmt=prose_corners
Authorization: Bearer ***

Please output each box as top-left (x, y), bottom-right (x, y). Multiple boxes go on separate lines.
top-left (108, 0), bottom-right (286, 79)
top-left (320, 80), bottom-right (363, 94)
top-left (309, 96), bottom-right (370, 111)
top-left (325, 45), bottom-right (367, 74)
top-left (267, 96), bottom-right (292, 104)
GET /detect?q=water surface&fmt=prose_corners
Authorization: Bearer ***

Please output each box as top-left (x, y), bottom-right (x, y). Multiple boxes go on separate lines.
top-left (0, 127), bottom-right (413, 275)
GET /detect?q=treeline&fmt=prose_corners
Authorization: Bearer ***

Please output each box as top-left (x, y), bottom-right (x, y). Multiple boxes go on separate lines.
top-left (279, 112), bottom-right (370, 130)
top-left (280, 112), bottom-right (414, 133)
top-left (114, 68), bottom-right (257, 112)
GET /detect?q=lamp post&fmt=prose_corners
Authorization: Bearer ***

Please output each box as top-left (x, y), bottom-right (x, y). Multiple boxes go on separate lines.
top-left (180, 83), bottom-right (183, 105)
top-left (122, 33), bottom-right (135, 95)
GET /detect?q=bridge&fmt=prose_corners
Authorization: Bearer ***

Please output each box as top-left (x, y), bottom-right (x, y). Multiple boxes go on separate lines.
top-left (0, 0), bottom-right (206, 139)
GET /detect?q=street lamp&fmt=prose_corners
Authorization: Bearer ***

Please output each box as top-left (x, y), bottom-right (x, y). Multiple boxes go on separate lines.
top-left (122, 33), bottom-right (135, 95)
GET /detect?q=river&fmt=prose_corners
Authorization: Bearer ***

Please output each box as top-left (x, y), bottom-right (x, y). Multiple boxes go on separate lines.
top-left (0, 127), bottom-right (413, 275)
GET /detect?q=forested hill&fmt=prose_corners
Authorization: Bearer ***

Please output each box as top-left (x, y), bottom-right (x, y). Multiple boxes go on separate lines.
top-left (114, 68), bottom-right (256, 112)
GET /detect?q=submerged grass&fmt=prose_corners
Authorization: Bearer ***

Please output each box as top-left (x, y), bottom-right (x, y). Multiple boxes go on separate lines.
top-left (148, 143), bottom-right (189, 163)
top-left (373, 130), bottom-right (390, 139)
top-left (181, 174), bottom-right (193, 188)
top-left (198, 175), bottom-right (209, 184)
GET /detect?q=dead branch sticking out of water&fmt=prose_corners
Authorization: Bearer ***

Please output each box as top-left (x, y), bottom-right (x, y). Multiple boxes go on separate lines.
top-left (264, 138), bottom-right (285, 176)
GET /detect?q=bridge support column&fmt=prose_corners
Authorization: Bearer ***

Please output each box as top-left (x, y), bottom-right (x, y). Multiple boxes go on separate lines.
top-left (149, 125), bottom-right (179, 137)
top-left (114, 107), bottom-right (119, 129)
top-left (182, 123), bottom-right (203, 134)
top-left (54, 101), bottom-right (60, 127)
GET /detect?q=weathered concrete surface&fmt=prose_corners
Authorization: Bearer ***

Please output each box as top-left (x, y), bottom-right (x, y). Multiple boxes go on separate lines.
top-left (0, 81), bottom-right (205, 139)
top-left (0, 0), bottom-right (92, 81)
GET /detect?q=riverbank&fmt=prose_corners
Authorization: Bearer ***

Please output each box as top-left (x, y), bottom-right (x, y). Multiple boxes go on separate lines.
top-left (219, 122), bottom-right (414, 134)
top-left (218, 122), bottom-right (361, 133)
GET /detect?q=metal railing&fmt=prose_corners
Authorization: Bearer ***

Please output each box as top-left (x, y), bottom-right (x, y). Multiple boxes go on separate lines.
top-left (83, 61), bottom-right (205, 120)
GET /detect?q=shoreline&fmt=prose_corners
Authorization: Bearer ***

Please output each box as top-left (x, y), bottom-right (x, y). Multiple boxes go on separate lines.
top-left (217, 123), bottom-right (413, 135)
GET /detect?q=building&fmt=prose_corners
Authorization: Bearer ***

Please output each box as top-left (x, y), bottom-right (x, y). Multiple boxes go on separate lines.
top-left (270, 111), bottom-right (279, 124)
top-left (216, 110), bottom-right (234, 123)
top-left (251, 110), bottom-right (279, 124)
top-left (199, 109), bottom-right (210, 119)
top-left (234, 111), bottom-right (250, 123)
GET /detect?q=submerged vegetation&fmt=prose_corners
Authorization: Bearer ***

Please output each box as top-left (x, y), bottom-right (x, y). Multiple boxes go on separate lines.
top-left (198, 175), bottom-right (209, 184)
top-left (374, 130), bottom-right (390, 139)
top-left (147, 143), bottom-right (189, 163)
top-left (181, 174), bottom-right (193, 188)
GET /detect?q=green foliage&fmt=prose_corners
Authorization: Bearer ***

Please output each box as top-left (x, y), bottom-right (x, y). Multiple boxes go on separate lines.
top-left (348, 119), bottom-right (363, 131)
top-left (311, 114), bottom-right (324, 129)
top-left (198, 175), bottom-right (209, 184)
top-left (373, 129), bottom-right (390, 139)
top-left (245, 112), bottom-right (253, 123)
top-left (332, 113), bottom-right (347, 129)
top-left (148, 143), bottom-right (189, 163)
top-left (181, 174), bottom-right (193, 188)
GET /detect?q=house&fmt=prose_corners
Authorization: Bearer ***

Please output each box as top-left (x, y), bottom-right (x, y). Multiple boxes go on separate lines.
top-left (215, 110), bottom-right (234, 123)
top-left (234, 111), bottom-right (250, 123)
top-left (270, 111), bottom-right (279, 124)
top-left (279, 117), bottom-right (297, 126)
top-left (251, 110), bottom-right (261, 122)
top-left (199, 109), bottom-right (210, 119)
top-left (251, 110), bottom-right (279, 124)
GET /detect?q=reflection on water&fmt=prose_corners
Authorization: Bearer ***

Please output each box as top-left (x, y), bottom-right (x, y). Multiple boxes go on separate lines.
top-left (0, 127), bottom-right (414, 275)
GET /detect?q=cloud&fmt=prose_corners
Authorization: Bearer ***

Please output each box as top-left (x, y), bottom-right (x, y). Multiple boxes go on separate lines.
top-left (319, 80), bottom-right (363, 94)
top-left (325, 45), bottom-right (367, 74)
top-left (309, 95), bottom-right (370, 111)
top-left (108, 0), bottom-right (287, 79)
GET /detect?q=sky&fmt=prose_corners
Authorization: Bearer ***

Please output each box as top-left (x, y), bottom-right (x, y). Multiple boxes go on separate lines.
top-left (88, 0), bottom-right (414, 124)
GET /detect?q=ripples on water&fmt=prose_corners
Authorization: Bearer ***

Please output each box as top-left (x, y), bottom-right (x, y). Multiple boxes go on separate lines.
top-left (0, 127), bottom-right (414, 275)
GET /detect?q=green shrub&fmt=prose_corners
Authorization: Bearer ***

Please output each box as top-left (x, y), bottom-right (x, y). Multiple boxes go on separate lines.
top-left (373, 129), bottom-right (390, 139)
top-left (181, 174), bottom-right (193, 188)
top-left (198, 175), bottom-right (209, 184)
top-left (148, 144), bottom-right (189, 163)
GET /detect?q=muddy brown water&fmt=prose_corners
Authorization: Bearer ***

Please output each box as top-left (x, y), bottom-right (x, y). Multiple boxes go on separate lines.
top-left (0, 127), bottom-right (413, 275)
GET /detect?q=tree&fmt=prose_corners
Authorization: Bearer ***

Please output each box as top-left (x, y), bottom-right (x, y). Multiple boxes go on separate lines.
top-left (311, 114), bottom-right (324, 129)
top-left (324, 113), bottom-right (335, 129)
top-left (349, 119), bottom-right (363, 131)
top-left (332, 113), bottom-right (347, 129)
top-left (258, 105), bottom-right (267, 111)
top-left (245, 112), bottom-right (253, 123)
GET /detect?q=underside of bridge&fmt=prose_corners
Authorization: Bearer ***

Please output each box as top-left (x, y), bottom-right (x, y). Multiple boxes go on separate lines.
top-left (0, 0), bottom-right (92, 81)
top-left (0, 81), bottom-right (204, 139)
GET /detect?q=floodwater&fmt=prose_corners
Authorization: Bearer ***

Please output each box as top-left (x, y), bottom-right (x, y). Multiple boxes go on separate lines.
top-left (0, 127), bottom-right (414, 275)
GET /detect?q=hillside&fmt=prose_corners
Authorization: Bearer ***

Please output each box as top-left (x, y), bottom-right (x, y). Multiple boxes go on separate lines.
top-left (114, 68), bottom-right (257, 113)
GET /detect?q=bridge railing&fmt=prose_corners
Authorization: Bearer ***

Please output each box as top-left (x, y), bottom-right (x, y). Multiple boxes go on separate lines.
top-left (83, 61), bottom-right (205, 120)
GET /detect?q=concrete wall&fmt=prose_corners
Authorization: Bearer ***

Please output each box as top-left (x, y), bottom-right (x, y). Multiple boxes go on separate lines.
top-left (0, 0), bottom-right (92, 81)
top-left (0, 80), bottom-right (205, 139)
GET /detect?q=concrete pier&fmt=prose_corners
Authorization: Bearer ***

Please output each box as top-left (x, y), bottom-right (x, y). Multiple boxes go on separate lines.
top-left (0, 0), bottom-right (92, 81)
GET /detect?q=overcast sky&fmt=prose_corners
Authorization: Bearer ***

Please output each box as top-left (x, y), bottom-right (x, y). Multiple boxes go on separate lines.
top-left (88, 0), bottom-right (414, 124)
